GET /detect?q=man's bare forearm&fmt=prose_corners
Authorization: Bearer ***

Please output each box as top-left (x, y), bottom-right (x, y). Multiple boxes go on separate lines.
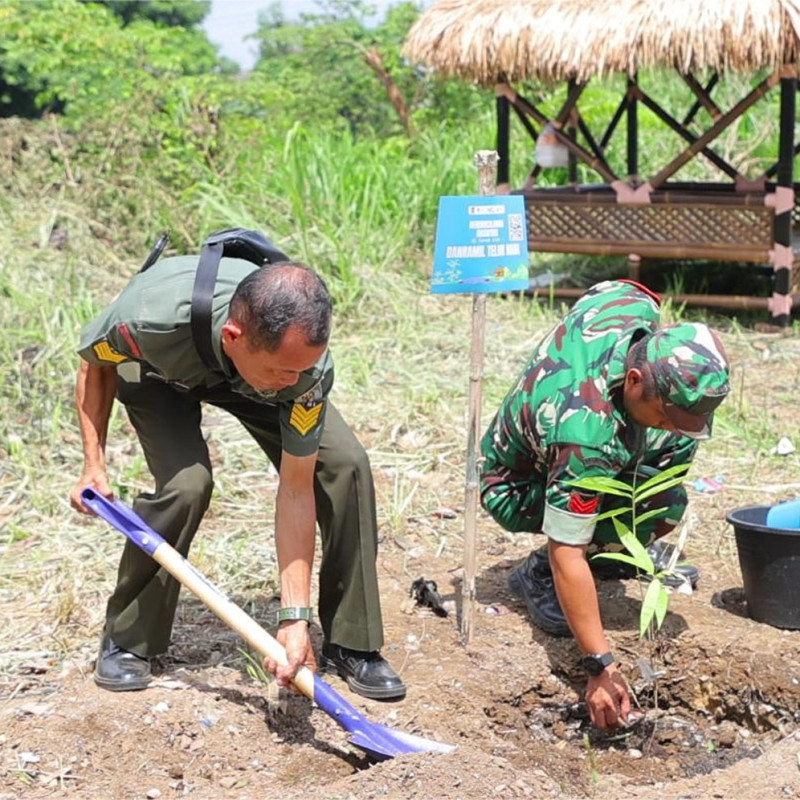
top-left (75, 361), bottom-right (117, 468)
top-left (550, 541), bottom-right (610, 654)
top-left (275, 489), bottom-right (315, 607)
top-left (275, 452), bottom-right (319, 609)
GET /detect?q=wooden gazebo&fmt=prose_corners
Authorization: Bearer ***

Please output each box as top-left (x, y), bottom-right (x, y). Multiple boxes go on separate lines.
top-left (404, 0), bottom-right (800, 325)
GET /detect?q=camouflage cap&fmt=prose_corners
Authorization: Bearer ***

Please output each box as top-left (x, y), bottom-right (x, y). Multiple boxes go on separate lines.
top-left (645, 323), bottom-right (730, 439)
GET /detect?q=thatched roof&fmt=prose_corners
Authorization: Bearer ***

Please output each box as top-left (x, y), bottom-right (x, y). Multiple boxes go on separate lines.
top-left (403, 0), bottom-right (800, 85)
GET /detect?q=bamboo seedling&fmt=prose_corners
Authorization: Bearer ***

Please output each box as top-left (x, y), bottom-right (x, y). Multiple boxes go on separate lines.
top-left (571, 462), bottom-right (692, 639)
top-left (572, 464), bottom-right (693, 726)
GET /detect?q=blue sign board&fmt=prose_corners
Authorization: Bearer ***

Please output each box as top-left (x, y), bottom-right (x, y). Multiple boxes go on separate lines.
top-left (431, 195), bottom-right (529, 294)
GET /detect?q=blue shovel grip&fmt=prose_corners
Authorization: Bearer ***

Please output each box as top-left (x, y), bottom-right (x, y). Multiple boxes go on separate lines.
top-left (80, 488), bottom-right (165, 556)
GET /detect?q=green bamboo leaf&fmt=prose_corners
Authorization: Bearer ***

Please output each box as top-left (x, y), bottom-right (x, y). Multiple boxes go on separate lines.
top-left (634, 475), bottom-right (691, 503)
top-left (590, 552), bottom-right (642, 569)
top-left (611, 516), bottom-right (631, 539)
top-left (654, 582), bottom-right (670, 629)
top-left (631, 505), bottom-right (668, 526)
top-left (586, 477), bottom-right (635, 492)
top-left (635, 473), bottom-right (690, 496)
top-left (590, 486), bottom-right (632, 498)
top-left (634, 463), bottom-right (690, 494)
top-left (613, 520), bottom-right (655, 573)
top-left (569, 476), bottom-right (633, 497)
top-left (640, 578), bottom-right (662, 637)
top-left (594, 506), bottom-right (629, 522)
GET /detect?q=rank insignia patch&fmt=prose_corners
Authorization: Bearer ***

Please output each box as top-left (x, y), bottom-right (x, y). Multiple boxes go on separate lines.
top-left (290, 401), bottom-right (323, 435)
top-left (93, 340), bottom-right (128, 364)
top-left (568, 491), bottom-right (600, 515)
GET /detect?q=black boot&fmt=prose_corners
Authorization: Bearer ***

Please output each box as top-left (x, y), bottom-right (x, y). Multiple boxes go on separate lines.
top-left (507, 547), bottom-right (571, 637)
top-left (94, 634), bottom-right (151, 692)
top-left (320, 643), bottom-right (406, 701)
top-left (591, 540), bottom-right (700, 588)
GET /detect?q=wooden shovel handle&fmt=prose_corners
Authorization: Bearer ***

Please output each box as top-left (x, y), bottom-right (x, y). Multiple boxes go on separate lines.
top-left (151, 543), bottom-right (316, 697)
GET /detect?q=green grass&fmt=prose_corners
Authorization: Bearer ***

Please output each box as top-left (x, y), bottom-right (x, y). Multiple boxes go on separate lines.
top-left (189, 116), bottom-right (511, 310)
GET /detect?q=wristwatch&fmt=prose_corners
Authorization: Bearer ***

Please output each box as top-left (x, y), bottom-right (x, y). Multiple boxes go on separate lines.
top-left (277, 606), bottom-right (313, 624)
top-left (580, 651), bottom-right (615, 676)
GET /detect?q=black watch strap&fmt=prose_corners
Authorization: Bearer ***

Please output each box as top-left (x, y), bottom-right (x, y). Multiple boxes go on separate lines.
top-left (580, 651), bottom-right (615, 676)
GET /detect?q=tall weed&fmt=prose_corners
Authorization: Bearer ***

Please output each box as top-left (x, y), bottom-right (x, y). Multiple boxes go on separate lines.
top-left (190, 115), bottom-right (500, 308)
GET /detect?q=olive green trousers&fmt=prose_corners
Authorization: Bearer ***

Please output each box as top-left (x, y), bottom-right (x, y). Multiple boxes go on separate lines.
top-left (105, 373), bottom-right (384, 656)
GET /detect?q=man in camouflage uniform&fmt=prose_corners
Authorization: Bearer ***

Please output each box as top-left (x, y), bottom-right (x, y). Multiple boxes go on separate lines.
top-left (71, 252), bottom-right (405, 700)
top-left (480, 279), bottom-right (729, 730)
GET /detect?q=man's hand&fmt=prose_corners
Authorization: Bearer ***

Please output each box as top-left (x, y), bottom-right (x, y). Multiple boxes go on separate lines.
top-left (585, 665), bottom-right (632, 729)
top-left (266, 620), bottom-right (317, 688)
top-left (70, 465), bottom-right (113, 514)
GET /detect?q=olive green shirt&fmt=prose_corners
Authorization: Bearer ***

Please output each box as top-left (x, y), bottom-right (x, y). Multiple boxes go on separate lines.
top-left (78, 255), bottom-right (333, 457)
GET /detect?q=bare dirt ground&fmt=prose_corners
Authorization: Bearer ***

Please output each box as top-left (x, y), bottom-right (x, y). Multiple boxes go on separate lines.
top-left (4, 517), bottom-right (800, 800)
top-left (3, 301), bottom-right (800, 799)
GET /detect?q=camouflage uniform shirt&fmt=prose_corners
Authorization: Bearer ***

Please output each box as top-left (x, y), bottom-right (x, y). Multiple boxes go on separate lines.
top-left (78, 255), bottom-right (333, 457)
top-left (480, 280), bottom-right (695, 545)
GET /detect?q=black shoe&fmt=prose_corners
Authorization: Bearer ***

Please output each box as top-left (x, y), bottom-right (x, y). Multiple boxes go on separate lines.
top-left (320, 643), bottom-right (406, 701)
top-left (507, 548), bottom-right (571, 637)
top-left (591, 540), bottom-right (699, 589)
top-left (94, 634), bottom-right (151, 692)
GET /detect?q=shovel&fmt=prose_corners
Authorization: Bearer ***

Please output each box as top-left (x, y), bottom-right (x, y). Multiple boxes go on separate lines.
top-left (81, 488), bottom-right (454, 761)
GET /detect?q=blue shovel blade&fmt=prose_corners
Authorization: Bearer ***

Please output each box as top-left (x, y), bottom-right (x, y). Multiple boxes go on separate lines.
top-left (311, 674), bottom-right (454, 760)
top-left (348, 724), bottom-right (456, 761)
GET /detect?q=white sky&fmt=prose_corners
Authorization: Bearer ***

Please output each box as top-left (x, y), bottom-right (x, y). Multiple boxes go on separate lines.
top-left (203, 0), bottom-right (403, 70)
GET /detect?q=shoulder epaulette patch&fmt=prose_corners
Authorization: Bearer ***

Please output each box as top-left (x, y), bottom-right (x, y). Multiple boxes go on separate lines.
top-left (93, 340), bottom-right (128, 364)
top-left (290, 401), bottom-right (323, 436)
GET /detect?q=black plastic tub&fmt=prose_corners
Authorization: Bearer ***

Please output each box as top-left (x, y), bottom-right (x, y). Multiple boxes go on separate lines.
top-left (727, 505), bottom-right (800, 629)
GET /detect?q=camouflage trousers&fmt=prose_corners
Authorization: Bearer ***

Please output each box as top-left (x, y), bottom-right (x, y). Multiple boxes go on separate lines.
top-left (480, 462), bottom-right (689, 551)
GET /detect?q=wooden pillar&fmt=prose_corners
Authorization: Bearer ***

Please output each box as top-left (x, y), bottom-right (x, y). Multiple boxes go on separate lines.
top-left (567, 79), bottom-right (578, 183)
top-left (496, 93), bottom-right (510, 191)
top-left (627, 254), bottom-right (642, 282)
top-left (622, 75), bottom-right (644, 298)
top-left (772, 75), bottom-right (796, 326)
top-left (627, 75), bottom-right (638, 180)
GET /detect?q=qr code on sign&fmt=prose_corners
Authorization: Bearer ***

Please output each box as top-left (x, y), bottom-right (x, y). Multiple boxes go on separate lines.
top-left (508, 212), bottom-right (524, 241)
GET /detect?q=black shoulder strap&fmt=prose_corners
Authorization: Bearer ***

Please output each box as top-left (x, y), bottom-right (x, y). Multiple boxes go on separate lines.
top-left (191, 228), bottom-right (290, 370)
top-left (191, 240), bottom-right (224, 369)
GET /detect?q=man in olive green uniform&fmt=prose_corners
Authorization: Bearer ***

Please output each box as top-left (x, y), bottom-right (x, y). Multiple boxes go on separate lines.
top-left (71, 251), bottom-right (405, 700)
top-left (480, 280), bottom-right (730, 730)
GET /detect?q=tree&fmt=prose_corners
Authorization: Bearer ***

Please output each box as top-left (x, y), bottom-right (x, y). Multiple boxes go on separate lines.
top-left (0, 0), bottom-right (218, 117)
top-left (251, 0), bottom-right (486, 137)
top-left (0, 0), bottom-right (217, 117)
top-left (84, 1), bottom-right (210, 28)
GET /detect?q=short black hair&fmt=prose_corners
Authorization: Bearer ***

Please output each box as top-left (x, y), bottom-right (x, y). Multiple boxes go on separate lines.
top-left (626, 335), bottom-right (657, 399)
top-left (229, 262), bottom-right (332, 352)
